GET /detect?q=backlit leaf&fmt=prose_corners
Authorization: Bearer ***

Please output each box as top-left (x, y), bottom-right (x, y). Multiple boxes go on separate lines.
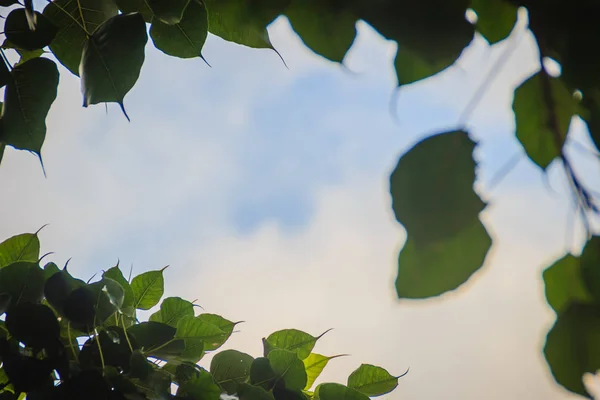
top-left (267, 349), bottom-right (307, 391)
top-left (303, 353), bottom-right (343, 390)
top-left (197, 313), bottom-right (238, 336)
top-left (315, 383), bottom-right (369, 400)
top-left (0, 232), bottom-right (40, 268)
top-left (347, 364), bottom-right (399, 397)
top-left (115, 0), bottom-right (153, 22)
top-left (210, 349), bottom-right (254, 394)
top-left (131, 267), bottom-right (166, 310)
top-left (150, 297), bottom-right (194, 327)
top-left (265, 329), bottom-right (329, 360)
top-left (176, 368), bottom-right (221, 400)
top-left (175, 315), bottom-right (228, 360)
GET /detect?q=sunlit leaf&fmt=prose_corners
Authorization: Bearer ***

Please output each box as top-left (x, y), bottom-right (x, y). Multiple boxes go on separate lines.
top-left (197, 313), bottom-right (238, 336)
top-left (267, 349), bottom-right (307, 391)
top-left (176, 368), bottom-right (221, 400)
top-left (131, 267), bottom-right (166, 310)
top-left (469, 0), bottom-right (518, 44)
top-left (303, 353), bottom-right (343, 390)
top-left (0, 232), bottom-right (40, 268)
top-left (150, 0), bottom-right (208, 59)
top-left (150, 297), bottom-right (194, 327)
top-left (210, 349), bottom-right (254, 394)
top-left (175, 315), bottom-right (228, 361)
top-left (265, 329), bottom-right (329, 360)
top-left (315, 383), bottom-right (369, 400)
top-left (347, 364), bottom-right (399, 397)
top-left (43, 0), bottom-right (118, 75)
top-left (5, 9), bottom-right (57, 51)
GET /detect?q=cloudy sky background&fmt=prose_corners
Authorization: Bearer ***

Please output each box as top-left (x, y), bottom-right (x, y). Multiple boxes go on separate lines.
top-left (1, 12), bottom-right (599, 400)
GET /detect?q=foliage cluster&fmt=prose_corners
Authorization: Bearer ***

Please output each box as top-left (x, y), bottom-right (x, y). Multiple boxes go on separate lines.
top-left (0, 0), bottom-right (599, 398)
top-left (0, 231), bottom-right (404, 400)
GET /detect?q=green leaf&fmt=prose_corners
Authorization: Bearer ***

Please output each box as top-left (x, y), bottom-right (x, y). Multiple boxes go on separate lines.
top-left (44, 267), bottom-right (86, 315)
top-left (42, 262), bottom-right (60, 279)
top-left (204, 0), bottom-right (285, 49)
top-left (176, 368), bottom-right (221, 400)
top-left (5, 303), bottom-right (60, 348)
top-left (347, 364), bottom-right (400, 397)
top-left (390, 130), bottom-right (485, 248)
top-left (544, 303), bottom-right (600, 398)
top-left (197, 313), bottom-right (238, 335)
top-left (131, 267), bottom-right (166, 310)
top-left (80, 12), bottom-right (148, 117)
top-left (396, 218), bottom-right (491, 298)
top-left (129, 349), bottom-right (153, 380)
top-left (0, 232), bottom-right (40, 268)
top-left (285, 1), bottom-right (356, 63)
top-left (88, 277), bottom-right (125, 321)
top-left (303, 353), bottom-right (343, 390)
top-left (150, 297), bottom-right (194, 327)
top-left (394, 45), bottom-right (457, 85)
top-left (210, 349), bottom-right (254, 394)
top-left (43, 0), bottom-right (118, 75)
top-left (114, 0), bottom-right (153, 22)
top-left (62, 286), bottom-right (97, 330)
top-left (265, 329), bottom-right (329, 360)
top-left (267, 349), bottom-right (307, 391)
top-left (512, 72), bottom-right (578, 169)
top-left (175, 315), bottom-right (229, 361)
top-left (148, 0), bottom-right (190, 24)
top-left (150, 0), bottom-right (208, 59)
top-left (0, 261), bottom-right (45, 305)
top-left (0, 57), bottom-right (59, 156)
top-left (250, 357), bottom-right (277, 390)
top-left (315, 383), bottom-right (369, 400)
top-left (103, 264), bottom-right (135, 311)
top-left (5, 9), bottom-right (57, 51)
top-left (15, 48), bottom-right (44, 67)
top-left (544, 257), bottom-right (594, 315)
top-left (237, 383), bottom-right (276, 400)
top-left (128, 321), bottom-right (176, 351)
top-left (0, 143), bottom-right (5, 164)
top-left (469, 0), bottom-right (518, 44)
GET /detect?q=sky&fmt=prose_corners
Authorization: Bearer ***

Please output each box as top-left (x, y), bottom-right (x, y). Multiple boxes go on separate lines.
top-left (1, 10), bottom-right (600, 400)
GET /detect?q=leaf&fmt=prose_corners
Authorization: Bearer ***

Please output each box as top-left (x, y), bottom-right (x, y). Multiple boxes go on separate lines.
top-left (0, 232), bottom-right (40, 268)
top-left (396, 218), bottom-right (491, 298)
top-left (88, 277), bottom-right (125, 321)
top-left (267, 349), bottom-right (307, 391)
top-left (1, 57), bottom-right (59, 155)
top-left (176, 368), bottom-right (221, 400)
top-left (394, 45), bottom-right (457, 85)
top-left (62, 286), bottom-right (97, 329)
top-left (5, 9), bottom-right (57, 51)
top-left (203, 0), bottom-right (285, 49)
top-left (43, 0), bottom-right (118, 75)
top-left (150, 0), bottom-right (208, 59)
top-left (103, 264), bottom-right (135, 311)
top-left (175, 315), bottom-right (229, 361)
top-left (197, 313), bottom-right (238, 335)
top-left (114, 0), bottom-right (153, 22)
top-left (148, 0), bottom-right (190, 24)
top-left (131, 267), bottom-right (166, 310)
top-left (265, 329), bottom-right (329, 360)
top-left (544, 257), bottom-right (594, 315)
top-left (5, 303), bottom-right (60, 349)
top-left (0, 143), bottom-right (4, 164)
top-left (544, 303), bottom-right (600, 398)
top-left (316, 383), bottom-right (369, 400)
top-left (469, 0), bottom-right (518, 44)
top-left (44, 267), bottom-right (86, 315)
top-left (390, 130), bottom-right (485, 248)
top-left (0, 293), bottom-right (10, 315)
top-left (128, 349), bottom-right (152, 379)
top-left (128, 321), bottom-right (176, 350)
top-left (210, 349), bottom-right (254, 394)
top-left (303, 353), bottom-right (343, 390)
top-left (15, 48), bottom-right (44, 67)
top-left (250, 357), bottom-right (277, 390)
top-left (237, 383), bottom-right (275, 400)
top-left (0, 58), bottom-right (8, 89)
top-left (285, 1), bottom-right (356, 63)
top-left (347, 364), bottom-right (400, 397)
top-left (0, 261), bottom-right (45, 305)
top-left (80, 12), bottom-right (148, 116)
top-left (512, 72), bottom-right (578, 169)
top-left (150, 297), bottom-right (194, 327)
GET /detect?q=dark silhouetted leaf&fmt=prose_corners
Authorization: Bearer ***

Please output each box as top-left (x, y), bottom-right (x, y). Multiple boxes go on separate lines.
top-left (544, 303), bottom-right (600, 398)
top-left (80, 12), bottom-right (148, 116)
top-left (0, 0), bottom-right (19, 6)
top-left (347, 364), bottom-right (398, 397)
top-left (316, 383), bottom-right (369, 400)
top-left (150, 0), bottom-right (208, 59)
top-left (5, 303), bottom-right (59, 349)
top-left (128, 321), bottom-right (175, 351)
top-left (176, 368), bottom-right (221, 400)
top-left (390, 130), bottom-right (485, 248)
top-left (44, 268), bottom-right (86, 315)
top-left (237, 383), bottom-right (275, 400)
top-left (63, 286), bottom-right (96, 329)
top-left (285, 1), bottom-right (356, 63)
top-left (103, 264), bottom-right (135, 324)
top-left (396, 218), bottom-right (491, 298)
top-left (470, 0), bottom-right (518, 44)
top-left (513, 72), bottom-right (578, 169)
top-left (211, 349), bottom-right (254, 394)
top-left (115, 0), bottom-right (153, 22)
top-left (267, 349), bottom-right (307, 391)
top-left (0, 261), bottom-right (45, 305)
top-left (148, 0), bottom-right (189, 24)
top-left (250, 357), bottom-right (277, 390)
top-left (150, 297), bottom-right (194, 327)
top-left (131, 267), bottom-right (166, 310)
top-left (0, 293), bottom-right (10, 315)
top-left (5, 9), bottom-right (57, 51)
top-left (80, 327), bottom-right (132, 371)
top-left (0, 57), bottom-right (58, 156)
top-left (43, 0), bottom-right (118, 75)
top-left (0, 54), bottom-right (10, 89)
top-left (88, 277), bottom-right (125, 322)
top-left (0, 232), bottom-right (40, 268)
top-left (129, 349), bottom-right (152, 379)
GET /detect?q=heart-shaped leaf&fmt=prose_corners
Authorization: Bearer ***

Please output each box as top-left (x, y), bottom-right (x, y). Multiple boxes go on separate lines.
top-left (5, 9), bottom-right (57, 51)
top-left (0, 232), bottom-right (40, 268)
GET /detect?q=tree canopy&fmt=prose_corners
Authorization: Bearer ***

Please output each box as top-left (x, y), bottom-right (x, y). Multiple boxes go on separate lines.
top-left (0, 0), bottom-right (599, 398)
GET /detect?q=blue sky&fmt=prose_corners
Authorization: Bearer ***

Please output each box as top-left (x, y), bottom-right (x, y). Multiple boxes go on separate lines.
top-left (1, 13), bottom-right (598, 400)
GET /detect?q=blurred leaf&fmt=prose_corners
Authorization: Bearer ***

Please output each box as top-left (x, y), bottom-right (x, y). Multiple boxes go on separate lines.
top-left (303, 353), bottom-right (343, 390)
top-left (315, 383), bottom-right (369, 400)
top-left (128, 321), bottom-right (176, 351)
top-left (150, 297), bottom-right (194, 328)
top-left (5, 303), bottom-right (59, 348)
top-left (1, 57), bottom-right (58, 156)
top-left (14, 48), bottom-right (44, 67)
top-left (176, 368), bottom-right (221, 400)
top-left (544, 303), bottom-right (600, 398)
top-left (237, 383), bottom-right (275, 400)
top-left (63, 286), bottom-right (96, 330)
top-left (114, 0), bottom-right (153, 22)
top-left (148, 0), bottom-right (189, 24)
top-left (347, 364), bottom-right (399, 397)
top-left (0, 261), bottom-right (45, 305)
top-left (5, 9), bottom-right (57, 51)
top-left (0, 143), bottom-right (4, 164)
top-left (44, 267), bottom-right (86, 315)
top-left (390, 130), bottom-right (484, 247)
top-left (0, 293), bottom-right (11, 315)
top-left (131, 267), bottom-right (166, 310)
top-left (394, 45), bottom-right (456, 85)
top-left (150, 0), bottom-right (208, 59)
top-left (129, 368), bottom-right (172, 399)
top-left (42, 262), bottom-right (59, 279)
top-left (210, 349), bottom-right (254, 394)
top-left (267, 349), bottom-right (307, 391)
top-left (0, 232), bottom-right (40, 268)
top-left (396, 218), bottom-right (491, 298)
top-left (285, 1), bottom-right (356, 62)
top-left (43, 0), bottom-right (118, 75)
top-left (544, 257), bottom-right (594, 314)
top-left (80, 12), bottom-right (148, 116)
top-left (128, 349), bottom-right (152, 379)
top-left (513, 72), bottom-right (578, 169)
top-left (469, 0), bottom-right (517, 44)
top-left (265, 329), bottom-right (328, 360)
top-left (103, 264), bottom-right (135, 310)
